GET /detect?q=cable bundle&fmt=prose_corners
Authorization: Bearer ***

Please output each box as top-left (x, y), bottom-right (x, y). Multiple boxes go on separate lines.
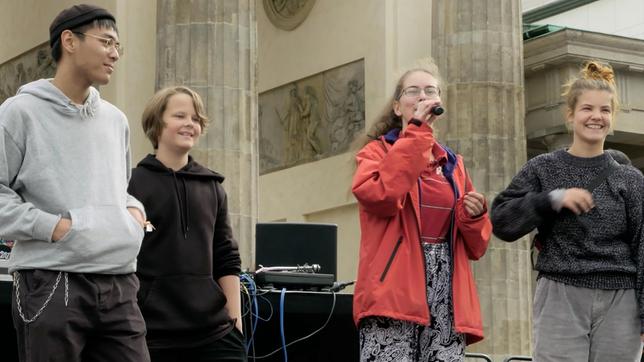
top-left (239, 272), bottom-right (338, 361)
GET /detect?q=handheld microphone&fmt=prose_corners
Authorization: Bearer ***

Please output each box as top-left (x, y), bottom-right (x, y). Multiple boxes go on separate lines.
top-left (431, 106), bottom-right (445, 116)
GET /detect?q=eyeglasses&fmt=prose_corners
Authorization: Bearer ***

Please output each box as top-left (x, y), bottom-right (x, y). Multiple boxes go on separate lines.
top-left (399, 86), bottom-right (440, 99)
top-left (72, 32), bottom-right (124, 56)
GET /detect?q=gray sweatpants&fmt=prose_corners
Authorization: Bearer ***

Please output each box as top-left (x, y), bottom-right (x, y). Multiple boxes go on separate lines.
top-left (533, 277), bottom-right (642, 362)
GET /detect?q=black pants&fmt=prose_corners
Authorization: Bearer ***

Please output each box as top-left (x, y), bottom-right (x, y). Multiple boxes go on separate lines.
top-left (12, 270), bottom-right (150, 362)
top-left (149, 328), bottom-right (247, 362)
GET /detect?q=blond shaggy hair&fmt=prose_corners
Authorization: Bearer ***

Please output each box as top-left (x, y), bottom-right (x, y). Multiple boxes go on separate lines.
top-left (141, 86), bottom-right (209, 149)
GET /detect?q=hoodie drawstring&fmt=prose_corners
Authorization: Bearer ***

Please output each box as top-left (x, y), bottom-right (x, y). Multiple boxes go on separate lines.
top-left (171, 172), bottom-right (190, 239)
top-left (182, 177), bottom-right (190, 238)
top-left (78, 94), bottom-right (97, 119)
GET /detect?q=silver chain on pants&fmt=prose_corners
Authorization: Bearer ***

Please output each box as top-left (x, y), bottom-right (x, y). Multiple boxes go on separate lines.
top-left (13, 271), bottom-right (69, 324)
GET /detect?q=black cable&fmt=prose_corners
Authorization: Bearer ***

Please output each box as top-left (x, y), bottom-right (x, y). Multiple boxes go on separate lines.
top-left (256, 294), bottom-right (275, 322)
top-left (327, 280), bottom-right (355, 293)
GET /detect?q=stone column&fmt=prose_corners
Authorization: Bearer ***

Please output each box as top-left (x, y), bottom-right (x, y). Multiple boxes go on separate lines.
top-left (432, 0), bottom-right (531, 357)
top-left (157, 0), bottom-right (258, 269)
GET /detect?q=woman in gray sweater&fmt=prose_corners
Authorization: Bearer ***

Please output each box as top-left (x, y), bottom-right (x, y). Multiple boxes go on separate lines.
top-left (491, 61), bottom-right (644, 362)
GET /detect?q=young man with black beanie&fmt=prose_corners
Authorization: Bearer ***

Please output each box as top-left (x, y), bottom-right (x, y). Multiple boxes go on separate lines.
top-left (0, 4), bottom-right (150, 361)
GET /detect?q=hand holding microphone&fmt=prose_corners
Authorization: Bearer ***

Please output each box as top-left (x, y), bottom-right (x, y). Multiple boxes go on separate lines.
top-left (414, 99), bottom-right (444, 126)
top-left (431, 105), bottom-right (444, 115)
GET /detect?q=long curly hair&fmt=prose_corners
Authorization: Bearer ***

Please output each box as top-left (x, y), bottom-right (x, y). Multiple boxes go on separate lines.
top-left (353, 58), bottom-right (444, 150)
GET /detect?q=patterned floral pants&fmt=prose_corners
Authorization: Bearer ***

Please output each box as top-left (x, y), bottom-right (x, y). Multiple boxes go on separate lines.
top-left (359, 242), bottom-right (465, 362)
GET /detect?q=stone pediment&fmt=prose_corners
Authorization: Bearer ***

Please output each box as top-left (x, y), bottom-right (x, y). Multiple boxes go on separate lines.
top-left (524, 28), bottom-right (644, 74)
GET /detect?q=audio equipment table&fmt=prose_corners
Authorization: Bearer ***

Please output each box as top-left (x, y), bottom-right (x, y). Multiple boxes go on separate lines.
top-left (243, 289), bottom-right (358, 361)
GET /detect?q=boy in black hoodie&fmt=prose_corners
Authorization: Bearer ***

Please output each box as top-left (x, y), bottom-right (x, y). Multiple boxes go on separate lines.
top-left (128, 86), bottom-right (245, 361)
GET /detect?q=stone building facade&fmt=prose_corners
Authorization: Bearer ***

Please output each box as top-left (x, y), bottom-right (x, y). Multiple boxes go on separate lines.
top-left (1, 0), bottom-right (643, 358)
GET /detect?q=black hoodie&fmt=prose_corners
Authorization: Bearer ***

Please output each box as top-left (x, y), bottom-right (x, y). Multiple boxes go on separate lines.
top-left (128, 154), bottom-right (241, 349)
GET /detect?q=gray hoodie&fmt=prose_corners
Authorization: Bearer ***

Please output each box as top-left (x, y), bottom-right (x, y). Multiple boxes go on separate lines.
top-left (0, 79), bottom-right (145, 274)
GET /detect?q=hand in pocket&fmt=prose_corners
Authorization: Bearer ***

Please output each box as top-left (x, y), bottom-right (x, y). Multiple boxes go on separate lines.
top-left (52, 218), bottom-right (72, 242)
top-left (127, 207), bottom-right (145, 228)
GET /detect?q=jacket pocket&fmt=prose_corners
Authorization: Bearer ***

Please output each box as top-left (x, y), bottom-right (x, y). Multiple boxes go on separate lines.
top-left (379, 236), bottom-right (403, 282)
top-left (139, 275), bottom-right (229, 333)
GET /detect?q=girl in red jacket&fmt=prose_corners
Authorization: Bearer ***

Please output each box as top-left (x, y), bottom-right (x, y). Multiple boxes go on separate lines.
top-left (352, 59), bottom-right (492, 361)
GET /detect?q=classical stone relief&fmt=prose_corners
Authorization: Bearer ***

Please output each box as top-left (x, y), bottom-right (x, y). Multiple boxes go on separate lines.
top-left (263, 0), bottom-right (316, 31)
top-left (0, 43), bottom-right (56, 104)
top-left (259, 60), bottom-right (365, 174)
top-left (329, 78), bottom-right (364, 153)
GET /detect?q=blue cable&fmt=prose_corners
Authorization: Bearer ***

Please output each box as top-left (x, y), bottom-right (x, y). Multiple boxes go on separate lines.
top-left (240, 274), bottom-right (252, 350)
top-left (251, 278), bottom-right (259, 350)
top-left (240, 274), bottom-right (259, 353)
top-left (240, 274), bottom-right (251, 350)
top-left (279, 288), bottom-right (288, 362)
top-left (250, 276), bottom-right (259, 352)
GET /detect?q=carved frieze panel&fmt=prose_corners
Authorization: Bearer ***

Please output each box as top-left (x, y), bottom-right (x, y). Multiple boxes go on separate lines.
top-left (0, 43), bottom-right (56, 104)
top-left (259, 60), bottom-right (365, 174)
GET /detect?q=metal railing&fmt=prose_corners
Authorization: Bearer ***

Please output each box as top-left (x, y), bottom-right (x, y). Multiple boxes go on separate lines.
top-left (464, 353), bottom-right (533, 362)
top-left (465, 353), bottom-right (493, 362)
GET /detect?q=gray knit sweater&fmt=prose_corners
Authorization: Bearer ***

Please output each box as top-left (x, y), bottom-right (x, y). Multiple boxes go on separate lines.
top-left (491, 149), bottom-right (644, 332)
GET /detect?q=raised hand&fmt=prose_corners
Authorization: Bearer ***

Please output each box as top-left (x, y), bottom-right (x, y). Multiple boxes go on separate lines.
top-left (413, 99), bottom-right (443, 126)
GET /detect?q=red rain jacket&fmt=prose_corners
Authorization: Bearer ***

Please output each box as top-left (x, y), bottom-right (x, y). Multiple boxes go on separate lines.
top-left (351, 123), bottom-right (491, 344)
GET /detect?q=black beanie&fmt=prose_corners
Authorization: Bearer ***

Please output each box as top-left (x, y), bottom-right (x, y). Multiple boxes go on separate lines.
top-left (49, 4), bottom-right (115, 48)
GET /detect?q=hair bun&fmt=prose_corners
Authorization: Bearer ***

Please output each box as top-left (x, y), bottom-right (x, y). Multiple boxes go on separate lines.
top-left (582, 61), bottom-right (615, 84)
